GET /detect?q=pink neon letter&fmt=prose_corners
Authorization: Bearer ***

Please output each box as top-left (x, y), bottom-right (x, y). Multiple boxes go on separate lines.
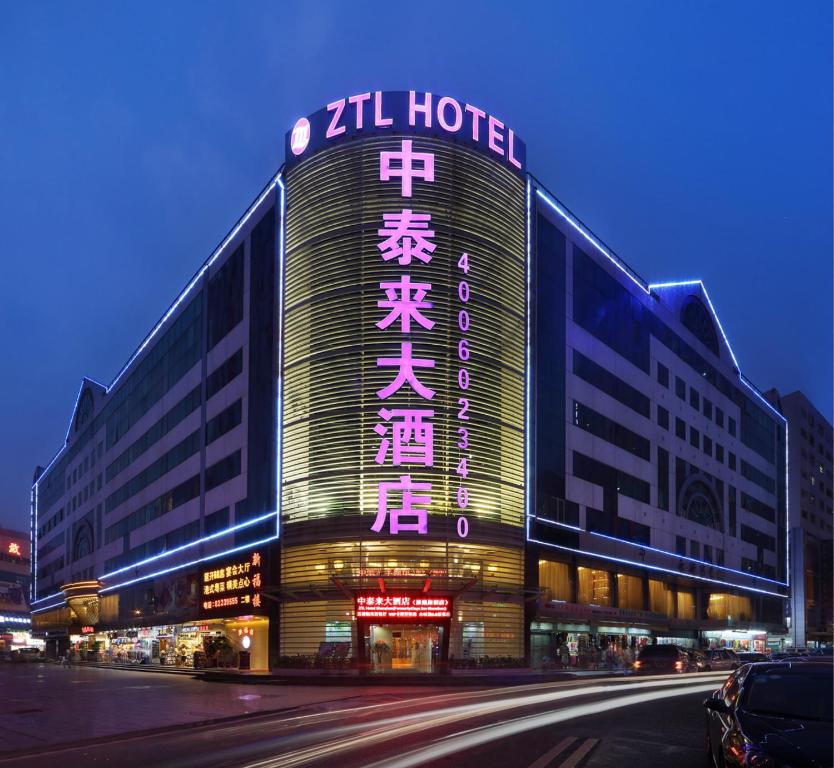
top-left (374, 91), bottom-right (393, 127)
top-left (373, 475), bottom-right (431, 534)
top-left (465, 104), bottom-right (486, 141)
top-left (409, 91), bottom-right (432, 128)
top-left (348, 92), bottom-right (371, 129)
top-left (508, 128), bottom-right (522, 169)
top-left (326, 99), bottom-right (346, 138)
top-left (437, 96), bottom-right (463, 133)
top-left (488, 116), bottom-right (505, 156)
top-left (379, 141), bottom-right (435, 198)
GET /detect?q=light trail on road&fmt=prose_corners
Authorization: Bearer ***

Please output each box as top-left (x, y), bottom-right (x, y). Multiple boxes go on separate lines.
top-left (240, 673), bottom-right (726, 768)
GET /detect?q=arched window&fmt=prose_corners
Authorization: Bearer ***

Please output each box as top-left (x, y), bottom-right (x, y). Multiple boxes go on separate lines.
top-left (681, 297), bottom-right (720, 357)
top-left (678, 474), bottom-right (723, 531)
top-left (73, 522), bottom-right (94, 561)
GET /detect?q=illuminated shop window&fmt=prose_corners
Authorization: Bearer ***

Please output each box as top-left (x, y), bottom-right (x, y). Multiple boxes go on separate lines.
top-left (538, 560), bottom-right (570, 602)
top-left (617, 574), bottom-right (643, 610)
top-left (648, 579), bottom-right (674, 616)
top-left (707, 593), bottom-right (752, 622)
top-left (676, 590), bottom-right (696, 619)
top-left (577, 567), bottom-right (610, 606)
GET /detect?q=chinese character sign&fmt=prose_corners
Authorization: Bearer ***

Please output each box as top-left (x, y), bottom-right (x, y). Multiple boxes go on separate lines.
top-left (202, 551), bottom-right (263, 611)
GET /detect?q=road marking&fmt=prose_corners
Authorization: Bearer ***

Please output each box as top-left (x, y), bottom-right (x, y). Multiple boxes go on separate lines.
top-left (558, 738), bottom-right (598, 768)
top-left (527, 736), bottom-right (577, 768)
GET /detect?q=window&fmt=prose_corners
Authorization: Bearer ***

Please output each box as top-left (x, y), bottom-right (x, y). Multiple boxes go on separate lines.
top-left (207, 244), bottom-right (244, 350)
top-left (205, 450), bottom-right (242, 491)
top-left (206, 400), bottom-right (243, 445)
top-left (690, 426), bottom-right (700, 449)
top-left (690, 388), bottom-right (700, 410)
top-left (657, 405), bottom-right (669, 431)
top-left (715, 443), bottom-right (724, 463)
top-left (572, 452), bottom-right (650, 504)
top-left (729, 452), bottom-right (737, 470)
top-left (703, 398), bottom-right (713, 419)
top-left (676, 417), bottom-right (686, 440)
top-left (676, 535), bottom-right (687, 556)
top-left (728, 486), bottom-right (737, 536)
top-left (703, 435), bottom-right (713, 457)
top-left (716, 549), bottom-right (724, 566)
top-left (617, 574), bottom-right (643, 610)
top-left (658, 447), bottom-right (669, 511)
top-left (703, 544), bottom-right (713, 563)
top-left (206, 348), bottom-right (243, 400)
top-left (539, 560), bottom-right (571, 602)
top-left (715, 407), bottom-right (724, 428)
top-left (675, 377), bottom-right (686, 400)
top-left (573, 351), bottom-right (650, 417)
top-left (657, 362), bottom-right (669, 388)
top-left (577, 567), bottom-right (611, 606)
top-left (729, 417), bottom-right (737, 437)
top-left (573, 401), bottom-right (651, 460)
top-left (690, 540), bottom-right (700, 558)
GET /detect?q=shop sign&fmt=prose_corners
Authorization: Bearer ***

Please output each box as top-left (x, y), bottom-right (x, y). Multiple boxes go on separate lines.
top-left (80, 626), bottom-right (95, 634)
top-left (201, 551), bottom-right (263, 612)
top-left (358, 566), bottom-right (448, 578)
top-left (355, 595), bottom-right (451, 620)
top-left (285, 91), bottom-right (526, 174)
top-left (7, 542), bottom-right (21, 557)
top-left (181, 624), bottom-right (209, 634)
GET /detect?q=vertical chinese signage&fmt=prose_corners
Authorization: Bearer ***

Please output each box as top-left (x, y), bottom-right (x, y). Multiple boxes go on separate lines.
top-left (282, 133), bottom-right (525, 539)
top-left (202, 551), bottom-right (263, 612)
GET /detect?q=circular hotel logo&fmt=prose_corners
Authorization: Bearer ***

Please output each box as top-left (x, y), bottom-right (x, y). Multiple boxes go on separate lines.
top-left (290, 117), bottom-right (311, 156)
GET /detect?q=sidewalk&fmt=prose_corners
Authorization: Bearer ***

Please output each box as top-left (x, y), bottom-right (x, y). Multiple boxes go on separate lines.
top-left (64, 659), bottom-right (632, 686)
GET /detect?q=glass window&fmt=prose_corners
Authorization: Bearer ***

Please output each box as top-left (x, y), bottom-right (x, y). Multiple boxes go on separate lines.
top-left (617, 574), bottom-right (643, 610)
top-left (729, 452), bottom-right (737, 470)
top-left (648, 579), bottom-right (673, 616)
top-left (729, 417), bottom-right (737, 437)
top-left (676, 535), bottom-right (686, 556)
top-left (657, 362), bottom-right (669, 388)
top-left (690, 388), bottom-right (700, 410)
top-left (716, 443), bottom-right (724, 463)
top-left (703, 435), bottom-right (713, 456)
top-left (690, 426), bottom-right (700, 449)
top-left (707, 593), bottom-right (752, 621)
top-left (715, 407), bottom-right (724, 428)
top-left (539, 560), bottom-right (571, 602)
top-left (703, 544), bottom-right (713, 562)
top-left (676, 417), bottom-right (686, 440)
top-left (676, 590), bottom-right (696, 619)
top-left (690, 540), bottom-right (700, 558)
top-left (675, 377), bottom-right (686, 400)
top-left (658, 447), bottom-right (669, 511)
top-left (703, 398), bottom-right (713, 419)
top-left (577, 567), bottom-right (611, 606)
top-left (657, 405), bottom-right (669, 431)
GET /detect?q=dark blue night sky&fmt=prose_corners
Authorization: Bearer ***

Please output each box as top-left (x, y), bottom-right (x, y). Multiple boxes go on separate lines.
top-left (1, 1), bottom-right (830, 529)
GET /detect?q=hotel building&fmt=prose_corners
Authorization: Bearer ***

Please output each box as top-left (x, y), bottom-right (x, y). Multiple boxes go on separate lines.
top-left (31, 91), bottom-right (788, 671)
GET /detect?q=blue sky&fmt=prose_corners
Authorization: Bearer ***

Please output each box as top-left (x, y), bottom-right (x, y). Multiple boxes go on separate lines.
top-left (0, 1), bottom-right (830, 529)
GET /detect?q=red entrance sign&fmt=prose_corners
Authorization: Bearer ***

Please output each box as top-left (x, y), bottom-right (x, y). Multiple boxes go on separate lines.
top-left (80, 626), bottom-right (95, 634)
top-left (355, 595), bottom-right (451, 620)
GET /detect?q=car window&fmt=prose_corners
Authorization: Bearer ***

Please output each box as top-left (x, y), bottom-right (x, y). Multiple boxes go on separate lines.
top-left (722, 670), bottom-right (742, 707)
top-left (743, 672), bottom-right (833, 721)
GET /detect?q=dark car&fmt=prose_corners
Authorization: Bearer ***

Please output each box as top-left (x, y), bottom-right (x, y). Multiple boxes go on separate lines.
top-left (736, 652), bottom-right (769, 664)
top-left (704, 648), bottom-right (741, 671)
top-left (687, 649), bottom-right (709, 672)
top-left (704, 662), bottom-right (833, 768)
top-left (633, 644), bottom-right (692, 674)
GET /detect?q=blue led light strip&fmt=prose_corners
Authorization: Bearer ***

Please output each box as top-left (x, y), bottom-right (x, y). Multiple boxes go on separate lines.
top-left (99, 509), bottom-right (278, 580)
top-left (31, 601), bottom-right (66, 615)
top-left (36, 172), bottom-right (283, 485)
top-left (99, 534), bottom-right (279, 593)
top-left (535, 187), bottom-right (650, 296)
top-left (647, 280), bottom-right (785, 423)
top-left (31, 591), bottom-right (63, 606)
top-left (531, 516), bottom-right (787, 586)
top-left (529, 536), bottom-right (788, 598)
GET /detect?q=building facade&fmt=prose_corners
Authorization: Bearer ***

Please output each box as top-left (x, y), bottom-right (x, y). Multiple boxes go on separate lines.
top-left (31, 90), bottom-right (788, 671)
top-left (765, 389), bottom-right (833, 648)
top-left (0, 527), bottom-right (33, 653)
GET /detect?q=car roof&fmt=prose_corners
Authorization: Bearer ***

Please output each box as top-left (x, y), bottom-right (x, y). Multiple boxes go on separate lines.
top-left (744, 661), bottom-right (833, 674)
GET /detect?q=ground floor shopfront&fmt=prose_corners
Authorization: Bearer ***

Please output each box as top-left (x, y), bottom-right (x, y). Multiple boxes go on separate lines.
top-left (66, 615), bottom-right (270, 670)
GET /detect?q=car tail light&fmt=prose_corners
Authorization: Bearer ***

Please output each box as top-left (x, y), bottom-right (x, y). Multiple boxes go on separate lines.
top-left (675, 660), bottom-right (684, 670)
top-left (633, 660), bottom-right (641, 669)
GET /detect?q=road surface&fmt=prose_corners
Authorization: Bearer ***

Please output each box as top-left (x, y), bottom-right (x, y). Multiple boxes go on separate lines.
top-left (1, 670), bottom-right (726, 768)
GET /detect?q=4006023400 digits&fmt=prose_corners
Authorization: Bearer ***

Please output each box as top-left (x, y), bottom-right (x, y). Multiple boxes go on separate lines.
top-left (453, 251), bottom-right (471, 539)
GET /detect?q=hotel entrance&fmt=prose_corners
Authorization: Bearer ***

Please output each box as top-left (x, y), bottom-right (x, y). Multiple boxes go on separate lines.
top-left (355, 595), bottom-right (452, 674)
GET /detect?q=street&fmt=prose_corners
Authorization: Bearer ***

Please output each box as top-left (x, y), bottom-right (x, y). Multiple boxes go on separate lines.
top-left (0, 665), bottom-right (726, 768)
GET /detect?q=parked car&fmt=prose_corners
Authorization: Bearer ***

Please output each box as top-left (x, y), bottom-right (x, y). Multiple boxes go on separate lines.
top-left (704, 648), bottom-right (741, 671)
top-left (736, 651), bottom-right (769, 664)
top-left (687, 649), bottom-right (709, 672)
top-left (704, 662), bottom-right (833, 768)
top-left (633, 644), bottom-right (692, 674)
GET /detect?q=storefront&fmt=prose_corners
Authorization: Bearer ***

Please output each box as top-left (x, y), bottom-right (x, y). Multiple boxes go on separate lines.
top-left (702, 629), bottom-right (769, 653)
top-left (356, 595), bottom-right (451, 673)
top-left (66, 616), bottom-right (270, 669)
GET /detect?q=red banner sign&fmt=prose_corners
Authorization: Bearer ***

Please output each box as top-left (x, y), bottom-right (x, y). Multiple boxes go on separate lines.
top-left (355, 595), bottom-right (451, 620)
